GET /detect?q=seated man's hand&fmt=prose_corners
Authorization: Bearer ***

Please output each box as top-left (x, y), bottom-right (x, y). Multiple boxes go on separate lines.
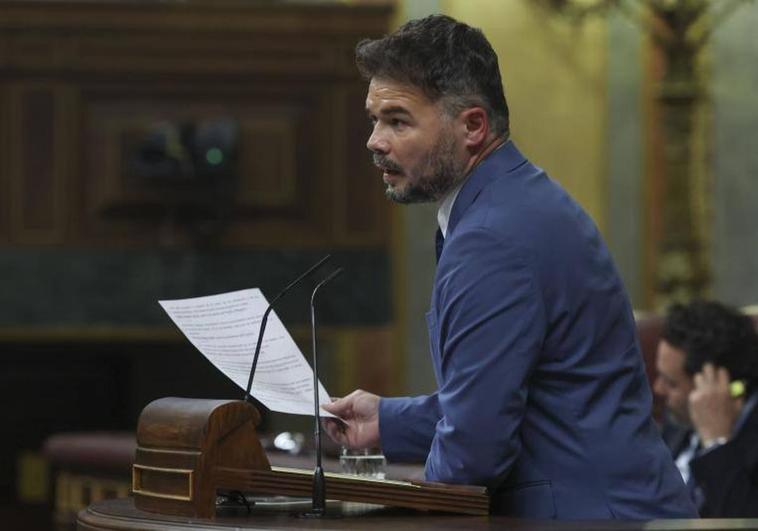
top-left (689, 363), bottom-right (742, 444)
top-left (321, 389), bottom-right (381, 450)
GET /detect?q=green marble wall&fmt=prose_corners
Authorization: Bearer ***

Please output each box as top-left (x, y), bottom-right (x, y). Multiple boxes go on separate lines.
top-left (712, 4), bottom-right (758, 307)
top-left (607, 10), bottom-right (644, 308)
top-left (0, 249), bottom-right (390, 328)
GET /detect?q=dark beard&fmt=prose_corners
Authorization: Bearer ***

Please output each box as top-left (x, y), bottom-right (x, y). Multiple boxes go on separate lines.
top-left (378, 130), bottom-right (467, 204)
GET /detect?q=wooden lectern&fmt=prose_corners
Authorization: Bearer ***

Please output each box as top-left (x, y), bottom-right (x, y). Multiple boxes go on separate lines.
top-left (132, 397), bottom-right (489, 519)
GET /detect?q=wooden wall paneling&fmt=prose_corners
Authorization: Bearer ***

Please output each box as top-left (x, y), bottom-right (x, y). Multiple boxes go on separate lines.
top-left (0, 2), bottom-right (391, 48)
top-left (0, 2), bottom-right (396, 513)
top-left (352, 327), bottom-right (395, 396)
top-left (7, 83), bottom-right (68, 245)
top-left (330, 84), bottom-right (349, 243)
top-left (78, 83), bottom-right (340, 248)
top-left (337, 83), bottom-right (389, 246)
top-left (61, 84), bottom-right (81, 246)
top-left (1, 31), bottom-right (339, 79)
top-left (0, 343), bottom-right (132, 500)
top-left (311, 84), bottom-right (338, 243)
top-left (71, 34), bottom-right (341, 77)
top-left (236, 115), bottom-right (298, 209)
top-left (0, 82), bottom-right (8, 242)
top-left (1, 3), bottom-right (391, 79)
top-left (322, 326), bottom-right (394, 397)
top-left (292, 325), bottom-right (394, 400)
top-left (0, 2), bottom-right (393, 251)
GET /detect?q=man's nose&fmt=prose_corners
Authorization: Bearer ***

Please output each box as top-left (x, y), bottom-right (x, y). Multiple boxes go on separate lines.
top-left (366, 127), bottom-right (389, 154)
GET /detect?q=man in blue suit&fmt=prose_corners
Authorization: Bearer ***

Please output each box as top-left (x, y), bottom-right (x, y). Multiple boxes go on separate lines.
top-left (323, 14), bottom-right (696, 519)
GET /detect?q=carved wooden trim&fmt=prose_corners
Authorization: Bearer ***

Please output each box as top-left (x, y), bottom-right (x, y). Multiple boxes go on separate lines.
top-left (0, 83), bottom-right (9, 241)
top-left (7, 83), bottom-right (69, 244)
top-left (0, 2), bottom-right (391, 77)
top-left (0, 1), bottom-right (392, 35)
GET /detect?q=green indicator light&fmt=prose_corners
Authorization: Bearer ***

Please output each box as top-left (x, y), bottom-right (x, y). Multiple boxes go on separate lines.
top-left (206, 147), bottom-right (224, 166)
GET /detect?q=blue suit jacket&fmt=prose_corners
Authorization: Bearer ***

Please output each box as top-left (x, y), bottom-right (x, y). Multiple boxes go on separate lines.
top-left (379, 142), bottom-right (697, 519)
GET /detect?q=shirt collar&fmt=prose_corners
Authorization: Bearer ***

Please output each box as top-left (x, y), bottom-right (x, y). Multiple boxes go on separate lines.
top-left (437, 180), bottom-right (465, 238)
top-left (437, 138), bottom-right (517, 239)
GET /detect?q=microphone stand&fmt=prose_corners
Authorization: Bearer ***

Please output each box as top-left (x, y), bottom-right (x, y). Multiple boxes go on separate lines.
top-left (299, 267), bottom-right (343, 519)
top-left (243, 255), bottom-right (331, 404)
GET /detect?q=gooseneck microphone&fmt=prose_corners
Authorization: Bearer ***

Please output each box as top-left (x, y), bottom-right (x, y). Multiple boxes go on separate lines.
top-left (242, 255), bottom-right (331, 404)
top-left (305, 267), bottom-right (343, 518)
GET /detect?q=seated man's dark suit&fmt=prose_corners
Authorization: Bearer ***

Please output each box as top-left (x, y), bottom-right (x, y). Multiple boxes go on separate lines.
top-left (663, 393), bottom-right (758, 517)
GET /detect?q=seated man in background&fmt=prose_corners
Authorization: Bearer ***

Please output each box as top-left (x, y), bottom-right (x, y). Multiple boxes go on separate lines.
top-left (655, 300), bottom-right (758, 517)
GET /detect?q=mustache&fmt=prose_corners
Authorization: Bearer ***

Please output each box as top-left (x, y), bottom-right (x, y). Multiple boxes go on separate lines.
top-left (373, 154), bottom-right (403, 174)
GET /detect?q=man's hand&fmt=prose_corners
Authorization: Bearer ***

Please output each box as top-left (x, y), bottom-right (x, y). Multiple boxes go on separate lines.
top-left (689, 363), bottom-right (742, 444)
top-left (321, 389), bottom-right (381, 450)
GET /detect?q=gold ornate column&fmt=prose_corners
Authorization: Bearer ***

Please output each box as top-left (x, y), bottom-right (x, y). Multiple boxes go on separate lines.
top-left (650, 1), bottom-right (712, 309)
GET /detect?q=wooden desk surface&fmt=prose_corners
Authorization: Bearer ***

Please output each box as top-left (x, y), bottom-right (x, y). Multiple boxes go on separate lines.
top-left (78, 498), bottom-right (758, 531)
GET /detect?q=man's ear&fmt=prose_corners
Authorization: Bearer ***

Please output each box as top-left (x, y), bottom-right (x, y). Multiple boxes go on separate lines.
top-left (460, 107), bottom-right (489, 149)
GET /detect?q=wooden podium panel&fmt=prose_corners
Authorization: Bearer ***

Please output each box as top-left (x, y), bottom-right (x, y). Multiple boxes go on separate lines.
top-left (91, 396), bottom-right (758, 531)
top-left (132, 398), bottom-right (489, 518)
top-left (78, 498), bottom-right (758, 531)
top-left (215, 466), bottom-right (488, 515)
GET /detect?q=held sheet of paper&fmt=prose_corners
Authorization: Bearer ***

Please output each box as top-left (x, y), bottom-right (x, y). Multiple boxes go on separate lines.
top-left (158, 288), bottom-right (334, 417)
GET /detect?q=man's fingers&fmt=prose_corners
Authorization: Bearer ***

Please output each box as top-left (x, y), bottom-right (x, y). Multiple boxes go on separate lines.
top-left (322, 389), bottom-right (367, 416)
top-left (716, 366), bottom-right (731, 387)
top-left (321, 399), bottom-right (348, 416)
top-left (323, 418), bottom-right (348, 445)
top-left (694, 364), bottom-right (732, 392)
top-left (323, 417), bottom-right (346, 434)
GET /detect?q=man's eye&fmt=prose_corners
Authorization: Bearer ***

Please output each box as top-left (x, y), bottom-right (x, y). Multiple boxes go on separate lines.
top-left (391, 119), bottom-right (406, 128)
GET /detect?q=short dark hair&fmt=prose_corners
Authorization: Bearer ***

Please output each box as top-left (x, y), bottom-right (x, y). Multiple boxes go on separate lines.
top-left (355, 14), bottom-right (509, 137)
top-left (662, 300), bottom-right (758, 391)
